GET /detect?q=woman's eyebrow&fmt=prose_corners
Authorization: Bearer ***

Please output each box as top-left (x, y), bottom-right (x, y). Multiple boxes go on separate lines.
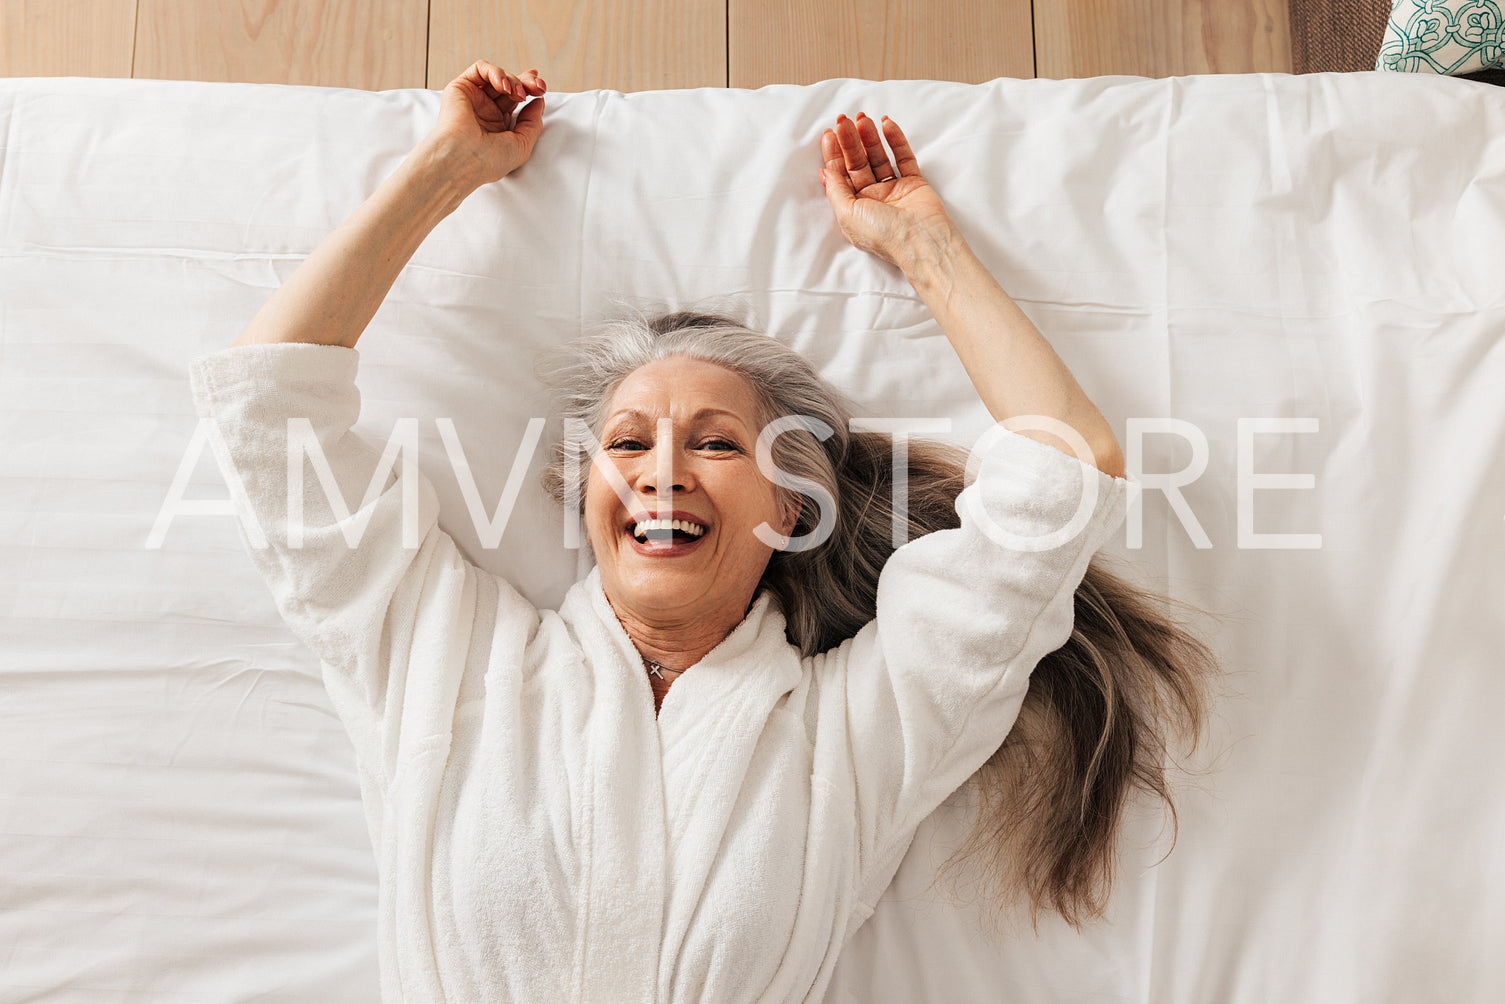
top-left (606, 407), bottom-right (749, 428)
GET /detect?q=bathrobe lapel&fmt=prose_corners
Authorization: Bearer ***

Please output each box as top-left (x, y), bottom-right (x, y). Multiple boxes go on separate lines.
top-left (646, 587), bottom-right (802, 859)
top-left (642, 587), bottom-right (805, 998)
top-left (557, 569), bottom-right (667, 1003)
top-left (560, 570), bottom-right (804, 1001)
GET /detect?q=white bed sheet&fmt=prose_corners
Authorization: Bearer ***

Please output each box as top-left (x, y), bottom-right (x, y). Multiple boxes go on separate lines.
top-left (1, 71), bottom-right (1502, 1002)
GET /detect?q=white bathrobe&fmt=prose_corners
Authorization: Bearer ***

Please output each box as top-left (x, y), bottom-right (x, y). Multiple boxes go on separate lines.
top-left (188, 342), bottom-right (1131, 1003)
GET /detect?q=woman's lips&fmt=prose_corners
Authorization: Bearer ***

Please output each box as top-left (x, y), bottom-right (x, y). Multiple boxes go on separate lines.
top-left (622, 510), bottom-right (710, 557)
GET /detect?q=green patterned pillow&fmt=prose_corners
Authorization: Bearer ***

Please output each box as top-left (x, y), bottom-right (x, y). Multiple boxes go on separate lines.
top-left (1377, 0), bottom-right (1505, 75)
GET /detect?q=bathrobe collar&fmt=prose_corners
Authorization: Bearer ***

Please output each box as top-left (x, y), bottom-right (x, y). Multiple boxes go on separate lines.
top-left (554, 566), bottom-right (806, 1001)
top-left (571, 565), bottom-right (801, 730)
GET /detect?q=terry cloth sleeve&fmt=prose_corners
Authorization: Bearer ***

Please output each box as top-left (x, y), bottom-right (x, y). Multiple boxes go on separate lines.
top-left (842, 424), bottom-right (1134, 911)
top-left (186, 342), bottom-right (540, 786)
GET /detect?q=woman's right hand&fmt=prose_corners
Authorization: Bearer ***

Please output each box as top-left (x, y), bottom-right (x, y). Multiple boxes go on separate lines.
top-left (428, 59), bottom-right (546, 189)
top-left (819, 113), bottom-right (959, 272)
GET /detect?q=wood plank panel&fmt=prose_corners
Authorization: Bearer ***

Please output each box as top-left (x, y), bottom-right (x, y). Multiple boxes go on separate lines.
top-left (134, 0), bottom-right (426, 89)
top-left (1034, 0), bottom-right (1291, 79)
top-left (729, 0), bottom-right (1034, 88)
top-left (428, 0), bottom-right (726, 92)
top-left (0, 0), bottom-right (136, 78)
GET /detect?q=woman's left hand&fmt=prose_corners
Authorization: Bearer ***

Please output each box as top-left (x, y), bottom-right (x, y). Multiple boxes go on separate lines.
top-left (819, 113), bottom-right (957, 271)
top-left (428, 59), bottom-right (547, 189)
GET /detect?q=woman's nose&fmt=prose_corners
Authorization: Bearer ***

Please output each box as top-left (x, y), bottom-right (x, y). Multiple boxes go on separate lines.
top-left (638, 469), bottom-right (688, 494)
top-left (633, 446), bottom-right (691, 494)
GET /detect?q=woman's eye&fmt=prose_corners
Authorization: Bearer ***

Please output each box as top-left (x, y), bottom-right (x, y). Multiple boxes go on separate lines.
top-left (607, 438), bottom-right (735, 452)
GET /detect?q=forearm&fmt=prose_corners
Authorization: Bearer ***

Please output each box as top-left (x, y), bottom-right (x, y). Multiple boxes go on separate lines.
top-left (232, 138), bottom-right (477, 349)
top-left (901, 230), bottom-right (1126, 478)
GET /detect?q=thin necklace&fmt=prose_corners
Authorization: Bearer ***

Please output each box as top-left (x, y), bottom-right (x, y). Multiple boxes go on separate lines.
top-left (642, 656), bottom-right (683, 680)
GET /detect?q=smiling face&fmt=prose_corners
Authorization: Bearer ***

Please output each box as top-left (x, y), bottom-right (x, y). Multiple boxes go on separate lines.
top-left (585, 355), bottom-right (799, 638)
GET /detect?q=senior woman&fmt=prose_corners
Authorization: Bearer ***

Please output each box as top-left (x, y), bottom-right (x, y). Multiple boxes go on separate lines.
top-left (189, 61), bottom-right (1215, 1002)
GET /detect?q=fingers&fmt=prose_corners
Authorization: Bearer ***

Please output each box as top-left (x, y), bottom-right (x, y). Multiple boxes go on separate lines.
top-left (820, 129), bottom-right (855, 201)
top-left (831, 114), bottom-right (878, 190)
top-left (854, 114), bottom-right (897, 181)
top-left (466, 59), bottom-right (546, 102)
top-left (822, 112), bottom-right (918, 195)
top-left (513, 92), bottom-right (546, 148)
top-left (880, 117), bottom-right (920, 179)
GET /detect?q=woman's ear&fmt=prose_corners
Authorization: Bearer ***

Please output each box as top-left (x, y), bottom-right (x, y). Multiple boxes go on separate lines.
top-left (781, 498), bottom-right (802, 536)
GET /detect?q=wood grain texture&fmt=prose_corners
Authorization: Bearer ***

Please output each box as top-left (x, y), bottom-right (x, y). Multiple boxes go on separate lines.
top-left (0, 0), bottom-right (137, 78)
top-left (428, 0), bottom-right (726, 92)
top-left (133, 0), bottom-right (426, 88)
top-left (1034, 0), bottom-right (1291, 78)
top-left (4, 0), bottom-right (1299, 91)
top-left (729, 0), bottom-right (1034, 87)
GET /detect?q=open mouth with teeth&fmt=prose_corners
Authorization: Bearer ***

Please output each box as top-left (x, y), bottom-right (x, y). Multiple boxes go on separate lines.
top-left (630, 517), bottom-right (707, 544)
top-left (626, 516), bottom-right (709, 553)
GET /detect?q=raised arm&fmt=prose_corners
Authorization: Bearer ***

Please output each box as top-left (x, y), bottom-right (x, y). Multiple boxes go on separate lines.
top-left (233, 60), bottom-right (546, 349)
top-left (816, 112), bottom-right (1132, 906)
top-left (819, 113), bottom-right (1125, 479)
top-left (191, 62), bottom-right (550, 774)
